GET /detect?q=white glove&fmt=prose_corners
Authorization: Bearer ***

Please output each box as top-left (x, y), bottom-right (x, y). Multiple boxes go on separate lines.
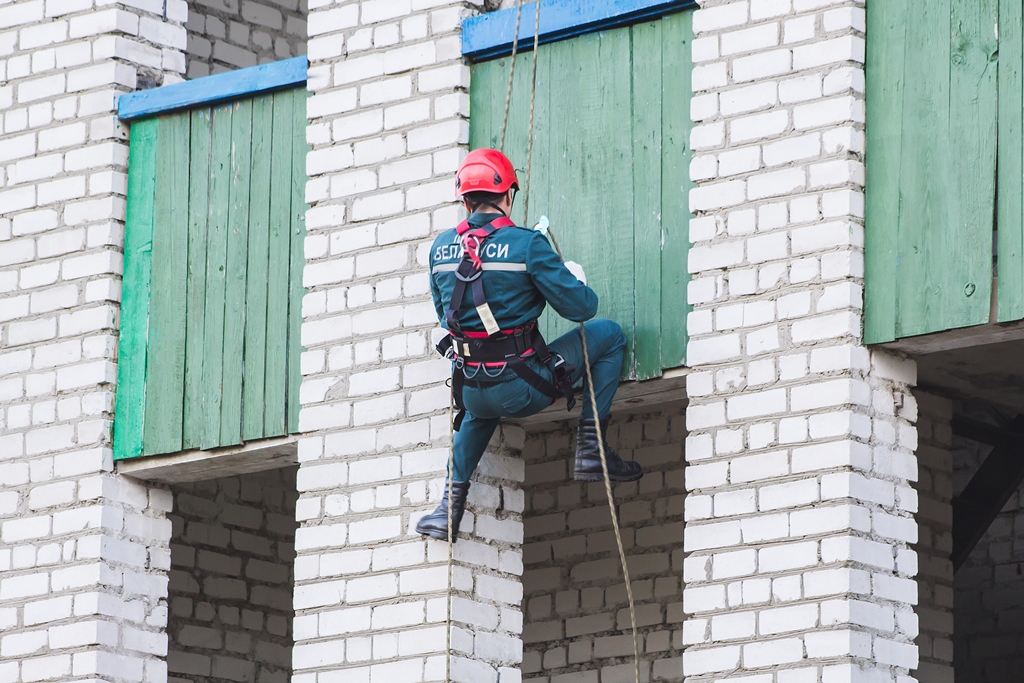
top-left (565, 260), bottom-right (587, 285)
top-left (430, 326), bottom-right (448, 348)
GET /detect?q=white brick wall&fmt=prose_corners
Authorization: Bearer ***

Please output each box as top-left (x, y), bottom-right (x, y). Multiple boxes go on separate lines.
top-left (167, 468), bottom-right (297, 683)
top-left (0, 1), bottom-right (186, 681)
top-left (913, 393), bottom-right (953, 683)
top-left (182, 0), bottom-right (306, 78)
top-left (521, 410), bottom-right (685, 682)
top-left (683, 1), bottom-right (921, 681)
top-left (295, 3), bottom-right (527, 681)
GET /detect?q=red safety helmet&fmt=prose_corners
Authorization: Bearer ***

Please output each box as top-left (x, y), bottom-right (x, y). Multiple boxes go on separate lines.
top-left (455, 148), bottom-right (519, 197)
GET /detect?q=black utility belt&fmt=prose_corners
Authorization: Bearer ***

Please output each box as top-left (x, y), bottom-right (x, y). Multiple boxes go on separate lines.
top-left (437, 325), bottom-right (539, 364)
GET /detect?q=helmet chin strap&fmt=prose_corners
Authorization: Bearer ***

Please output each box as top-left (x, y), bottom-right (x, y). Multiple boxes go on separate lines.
top-left (474, 189), bottom-right (515, 217)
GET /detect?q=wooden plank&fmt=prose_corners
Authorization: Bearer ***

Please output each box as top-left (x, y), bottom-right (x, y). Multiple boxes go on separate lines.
top-left (468, 56), bottom-right (504, 151)
top-left (943, 0), bottom-right (997, 326)
top-left (113, 117), bottom-right (159, 461)
top-left (141, 112), bottom-right (190, 456)
top-left (462, 0), bottom-right (695, 61)
top-left (542, 28), bottom-right (636, 378)
top-left (200, 103), bottom-right (233, 450)
top-left (863, 0), bottom-right (907, 343)
top-left (119, 56), bottom-right (308, 121)
top-left (659, 9), bottom-right (693, 369)
top-left (895, 0), bottom-right (996, 338)
top-left (219, 98), bottom-right (253, 447)
top-left (264, 89), bottom-right (294, 436)
top-left (183, 108), bottom-right (212, 450)
top-left (242, 94), bottom-right (274, 441)
top-left (894, 0), bottom-right (952, 337)
top-left (288, 89), bottom-right (308, 434)
top-left (998, 0), bottom-right (1024, 322)
top-left (631, 19), bottom-right (663, 380)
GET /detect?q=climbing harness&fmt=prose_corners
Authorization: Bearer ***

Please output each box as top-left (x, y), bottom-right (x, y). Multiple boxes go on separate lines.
top-left (436, 214), bottom-right (577, 431)
top-left (444, 2), bottom-right (641, 682)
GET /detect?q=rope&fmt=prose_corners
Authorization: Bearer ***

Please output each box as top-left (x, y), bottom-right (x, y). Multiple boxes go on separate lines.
top-left (498, 0), bottom-right (524, 152)
top-left (445, 394), bottom-right (455, 683)
top-left (543, 226), bottom-right (642, 683)
top-left (521, 0), bottom-right (541, 223)
top-left (448, 3), bottom-right (527, 681)
top-left (447, 3), bottom-right (641, 682)
top-left (516, 4), bottom-right (640, 676)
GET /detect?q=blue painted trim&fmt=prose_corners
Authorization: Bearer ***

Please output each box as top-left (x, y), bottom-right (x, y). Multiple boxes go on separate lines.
top-left (118, 56), bottom-right (307, 121)
top-left (462, 0), bottom-right (695, 61)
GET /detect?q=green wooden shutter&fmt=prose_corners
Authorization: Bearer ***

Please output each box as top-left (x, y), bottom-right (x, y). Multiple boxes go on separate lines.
top-left (114, 87), bottom-right (307, 460)
top-left (865, 0), bottom-right (1010, 342)
top-left (468, 9), bottom-right (695, 380)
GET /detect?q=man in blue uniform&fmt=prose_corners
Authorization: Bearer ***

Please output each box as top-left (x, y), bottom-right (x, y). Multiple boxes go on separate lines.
top-left (415, 148), bottom-right (643, 540)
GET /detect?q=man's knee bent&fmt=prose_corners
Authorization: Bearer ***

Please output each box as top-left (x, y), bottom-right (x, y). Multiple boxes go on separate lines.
top-left (586, 318), bottom-right (626, 353)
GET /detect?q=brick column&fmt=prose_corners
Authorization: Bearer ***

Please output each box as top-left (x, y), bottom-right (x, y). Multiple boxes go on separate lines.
top-left (294, 1), bottom-right (525, 681)
top-left (0, 0), bottom-right (186, 681)
top-left (913, 393), bottom-right (953, 683)
top-left (683, 1), bottom-right (920, 681)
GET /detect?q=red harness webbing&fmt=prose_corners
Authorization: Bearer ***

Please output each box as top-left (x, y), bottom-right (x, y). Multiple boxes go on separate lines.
top-left (455, 216), bottom-right (516, 270)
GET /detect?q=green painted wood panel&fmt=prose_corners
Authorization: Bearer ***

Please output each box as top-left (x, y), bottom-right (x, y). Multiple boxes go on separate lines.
top-left (468, 9), bottom-right (694, 379)
top-left (998, 0), bottom-right (1024, 321)
top-left (288, 89), bottom-right (308, 434)
top-left (544, 29), bottom-right (637, 376)
top-left (660, 9), bottom-right (693, 370)
top-left (242, 94), bottom-right (274, 441)
top-left (632, 19), bottom-right (664, 380)
top-left (183, 109), bottom-right (212, 450)
top-left (200, 103), bottom-right (233, 451)
top-left (865, 0), bottom-right (1002, 342)
top-left (864, 0), bottom-right (907, 344)
top-left (142, 111), bottom-right (190, 455)
top-left (114, 85), bottom-right (307, 460)
top-left (941, 0), bottom-right (996, 325)
top-left (221, 99), bottom-right (254, 447)
top-left (265, 89), bottom-right (295, 436)
top-left (113, 117), bottom-right (158, 462)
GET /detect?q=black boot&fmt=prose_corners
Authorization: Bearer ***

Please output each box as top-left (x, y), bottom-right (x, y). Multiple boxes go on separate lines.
top-left (416, 480), bottom-right (471, 540)
top-left (574, 417), bottom-right (643, 482)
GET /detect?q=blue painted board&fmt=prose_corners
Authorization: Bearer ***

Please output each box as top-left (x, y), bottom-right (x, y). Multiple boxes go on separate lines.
top-left (118, 56), bottom-right (307, 121)
top-left (463, 0), bottom-right (695, 60)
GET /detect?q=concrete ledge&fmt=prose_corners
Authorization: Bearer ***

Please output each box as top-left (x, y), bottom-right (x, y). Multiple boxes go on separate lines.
top-left (511, 368), bottom-right (688, 427)
top-left (116, 435), bottom-right (298, 484)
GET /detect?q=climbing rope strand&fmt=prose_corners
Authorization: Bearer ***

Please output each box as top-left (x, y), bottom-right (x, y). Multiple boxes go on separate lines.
top-left (544, 228), bottom-right (642, 683)
top-left (446, 395), bottom-right (455, 683)
top-left (521, 0), bottom-right (541, 223)
top-left (581, 338), bottom-right (642, 683)
top-left (498, 0), bottom-right (524, 152)
top-left (518, 2), bottom-right (640, 679)
top-left (448, 2), bottom-right (640, 681)
top-left (453, 5), bottom-right (524, 680)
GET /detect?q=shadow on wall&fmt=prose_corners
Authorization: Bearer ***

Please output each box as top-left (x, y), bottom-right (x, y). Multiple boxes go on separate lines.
top-left (952, 407), bottom-right (1024, 683)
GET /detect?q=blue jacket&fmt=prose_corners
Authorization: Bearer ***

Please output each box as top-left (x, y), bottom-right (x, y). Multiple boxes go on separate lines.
top-left (429, 212), bottom-right (598, 333)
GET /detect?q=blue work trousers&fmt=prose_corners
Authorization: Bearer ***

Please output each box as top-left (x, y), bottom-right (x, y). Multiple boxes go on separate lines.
top-left (450, 318), bottom-right (626, 482)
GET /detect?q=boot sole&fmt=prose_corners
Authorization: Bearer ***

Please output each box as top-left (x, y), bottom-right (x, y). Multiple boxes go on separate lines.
top-left (573, 470), bottom-right (643, 483)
